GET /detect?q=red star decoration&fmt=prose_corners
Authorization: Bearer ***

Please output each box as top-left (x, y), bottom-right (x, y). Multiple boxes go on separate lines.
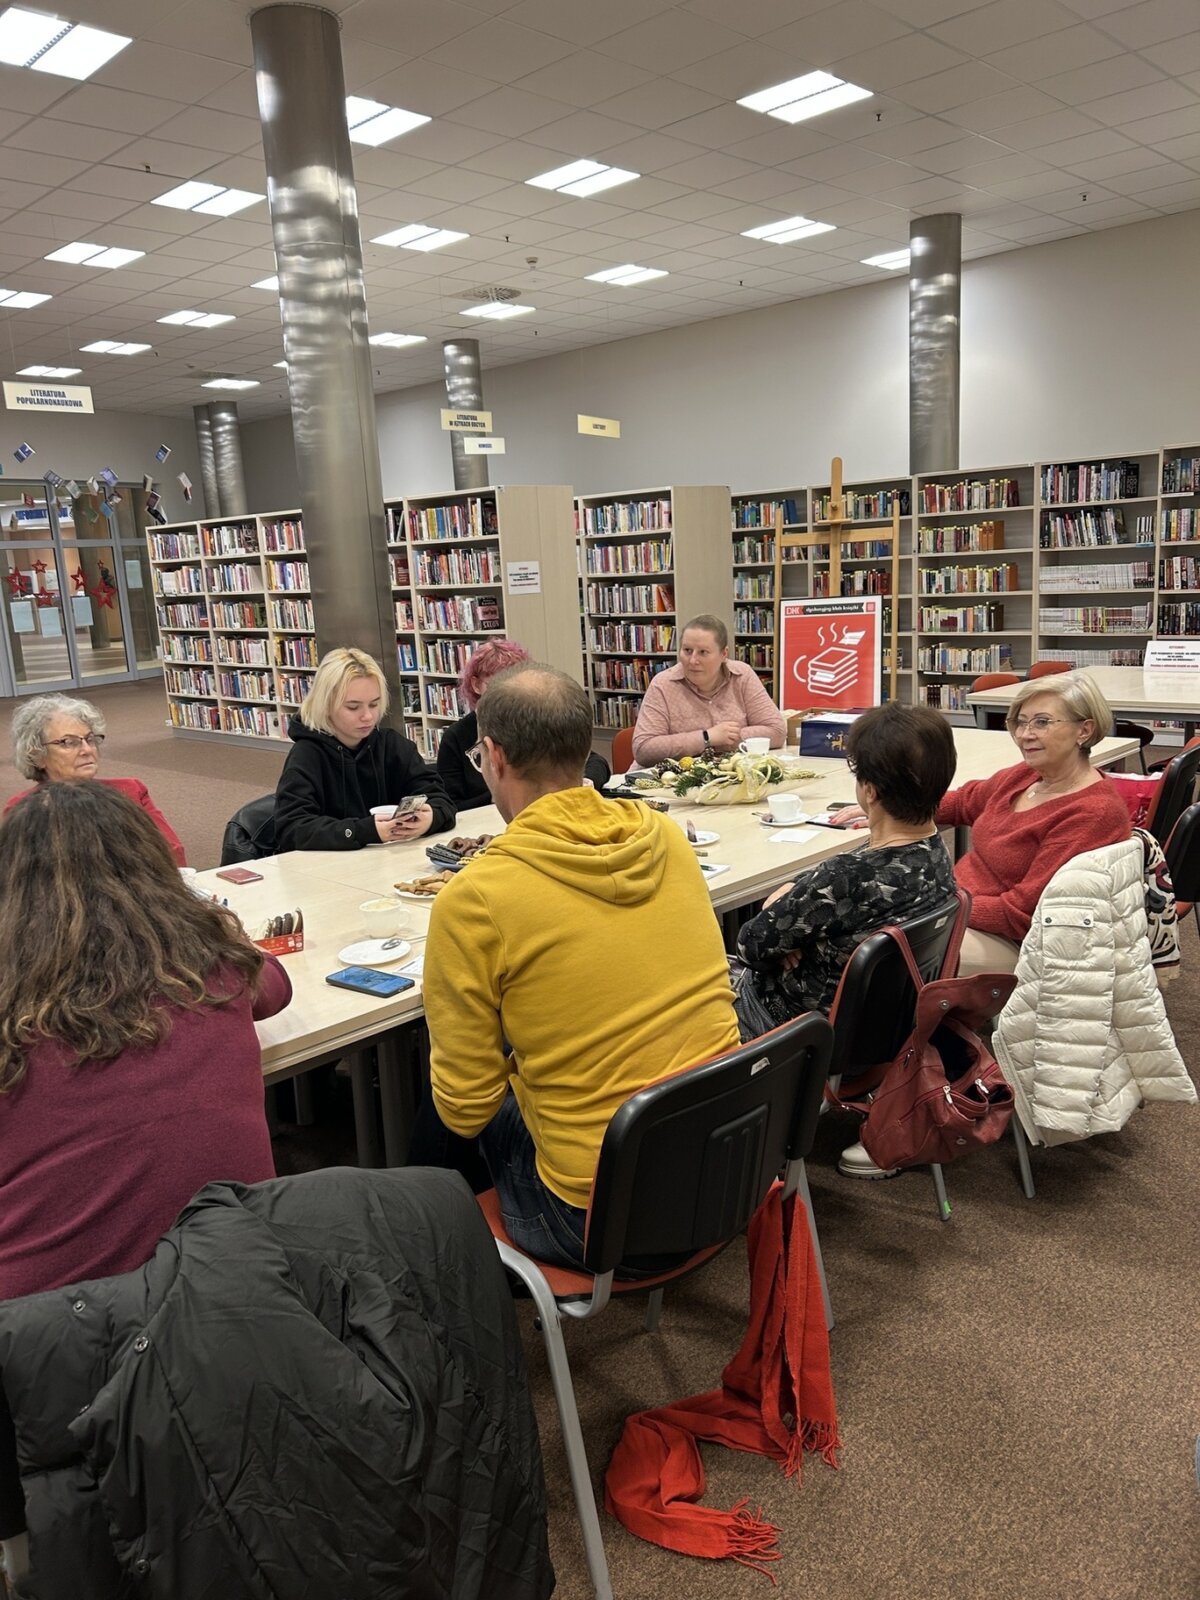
top-left (90, 580), bottom-right (117, 610)
top-left (30, 558), bottom-right (48, 574)
top-left (5, 571), bottom-right (22, 594)
top-left (71, 569), bottom-right (87, 591)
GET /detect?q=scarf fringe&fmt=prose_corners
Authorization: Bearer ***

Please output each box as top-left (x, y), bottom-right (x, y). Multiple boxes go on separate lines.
top-left (728, 1502), bottom-right (782, 1583)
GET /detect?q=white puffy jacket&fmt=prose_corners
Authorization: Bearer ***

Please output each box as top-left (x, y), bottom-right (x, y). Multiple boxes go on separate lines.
top-left (994, 838), bottom-right (1196, 1145)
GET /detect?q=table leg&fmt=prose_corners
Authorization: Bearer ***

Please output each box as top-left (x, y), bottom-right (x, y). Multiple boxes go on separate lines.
top-left (348, 1050), bottom-right (383, 1168)
top-left (378, 1022), bottom-right (423, 1167)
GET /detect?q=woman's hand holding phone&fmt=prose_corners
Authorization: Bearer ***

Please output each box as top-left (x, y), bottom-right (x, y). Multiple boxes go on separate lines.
top-left (391, 803), bottom-right (433, 840)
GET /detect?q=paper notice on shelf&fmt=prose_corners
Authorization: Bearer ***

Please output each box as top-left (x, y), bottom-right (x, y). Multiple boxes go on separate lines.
top-left (124, 558), bottom-right (143, 589)
top-left (9, 599), bottom-right (34, 633)
top-left (577, 413), bottom-right (620, 438)
top-left (440, 408), bottom-right (491, 433)
top-left (464, 436), bottom-right (505, 454)
top-left (1144, 640), bottom-right (1200, 673)
top-left (506, 560), bottom-right (541, 596)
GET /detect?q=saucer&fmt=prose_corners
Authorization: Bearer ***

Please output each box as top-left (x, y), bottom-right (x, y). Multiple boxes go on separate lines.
top-left (337, 938), bottom-right (411, 966)
top-left (759, 814), bottom-right (810, 828)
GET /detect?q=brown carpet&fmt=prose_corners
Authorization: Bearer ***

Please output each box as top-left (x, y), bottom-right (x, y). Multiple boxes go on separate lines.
top-left (3, 681), bottom-right (1197, 1597)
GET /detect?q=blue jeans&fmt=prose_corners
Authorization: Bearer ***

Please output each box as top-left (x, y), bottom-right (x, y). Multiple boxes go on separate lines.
top-left (480, 1095), bottom-right (588, 1270)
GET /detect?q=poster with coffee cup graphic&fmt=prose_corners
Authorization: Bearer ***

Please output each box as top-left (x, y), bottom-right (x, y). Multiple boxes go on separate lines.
top-left (779, 596), bottom-right (882, 713)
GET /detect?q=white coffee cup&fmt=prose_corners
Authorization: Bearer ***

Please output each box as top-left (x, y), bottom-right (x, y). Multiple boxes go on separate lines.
top-left (740, 737), bottom-right (771, 756)
top-left (766, 791), bottom-right (801, 824)
top-left (370, 804), bottom-right (397, 820)
top-left (360, 897), bottom-right (409, 937)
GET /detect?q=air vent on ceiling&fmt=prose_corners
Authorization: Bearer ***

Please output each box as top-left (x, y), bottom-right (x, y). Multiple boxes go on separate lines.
top-left (457, 285), bottom-right (521, 302)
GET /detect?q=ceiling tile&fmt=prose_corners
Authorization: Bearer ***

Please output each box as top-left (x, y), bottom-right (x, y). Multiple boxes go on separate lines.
top-left (425, 18), bottom-right (576, 80)
top-left (1035, 128), bottom-right (1137, 165)
top-left (356, 60), bottom-right (497, 118)
top-left (1039, 53), bottom-right (1165, 102)
top-left (530, 109), bottom-right (644, 156)
top-left (591, 79), bottom-right (723, 131)
top-left (143, 1), bottom-right (254, 67)
top-left (45, 84), bottom-right (185, 138)
top-left (1139, 33), bottom-right (1200, 76)
top-left (942, 86), bottom-right (1070, 130)
top-left (932, 0), bottom-right (1084, 54)
top-left (451, 86), bottom-right (575, 138)
top-left (893, 61), bottom-right (1020, 114)
top-left (670, 41), bottom-right (818, 100)
top-left (504, 0), bottom-right (680, 49)
top-left (869, 0), bottom-right (994, 22)
top-left (680, 0), bottom-right (836, 31)
top-left (983, 23), bottom-right (1123, 80)
top-left (1070, 145), bottom-right (1177, 178)
top-left (659, 105), bottom-right (770, 150)
top-left (989, 108), bottom-right (1103, 147)
top-left (1088, 81), bottom-right (1199, 127)
top-left (831, 34), bottom-right (972, 91)
top-left (1116, 103), bottom-right (1200, 143)
top-left (763, 1), bottom-right (914, 63)
top-left (593, 13), bottom-right (749, 73)
top-left (511, 50), bottom-right (654, 108)
top-left (403, 168), bottom-right (512, 204)
top-left (1096, 0), bottom-right (1200, 47)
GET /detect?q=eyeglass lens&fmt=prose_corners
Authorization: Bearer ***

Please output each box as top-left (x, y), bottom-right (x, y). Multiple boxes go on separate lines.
top-left (1010, 716), bottom-right (1065, 733)
top-left (47, 733), bottom-right (105, 749)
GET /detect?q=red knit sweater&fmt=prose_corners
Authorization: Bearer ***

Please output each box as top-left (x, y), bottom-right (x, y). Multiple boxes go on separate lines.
top-left (936, 762), bottom-right (1131, 943)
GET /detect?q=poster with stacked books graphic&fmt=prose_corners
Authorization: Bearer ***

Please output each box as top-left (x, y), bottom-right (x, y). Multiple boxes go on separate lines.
top-left (779, 596), bottom-right (882, 712)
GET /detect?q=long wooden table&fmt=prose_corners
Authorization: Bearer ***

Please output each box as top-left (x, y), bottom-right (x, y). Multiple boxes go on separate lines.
top-left (968, 664), bottom-right (1200, 736)
top-left (193, 728), bottom-right (1136, 1161)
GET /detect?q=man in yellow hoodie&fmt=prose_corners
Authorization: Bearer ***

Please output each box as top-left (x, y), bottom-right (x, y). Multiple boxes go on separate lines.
top-left (423, 664), bottom-right (739, 1268)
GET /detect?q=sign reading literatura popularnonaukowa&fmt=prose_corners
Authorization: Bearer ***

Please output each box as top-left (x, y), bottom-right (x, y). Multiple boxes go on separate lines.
top-left (4, 381), bottom-right (94, 414)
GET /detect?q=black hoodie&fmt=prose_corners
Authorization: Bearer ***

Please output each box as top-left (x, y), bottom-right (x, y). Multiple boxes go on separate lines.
top-left (273, 717), bottom-right (456, 851)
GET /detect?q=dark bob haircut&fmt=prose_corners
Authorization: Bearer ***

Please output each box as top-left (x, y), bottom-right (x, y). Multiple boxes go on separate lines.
top-left (845, 701), bottom-right (957, 827)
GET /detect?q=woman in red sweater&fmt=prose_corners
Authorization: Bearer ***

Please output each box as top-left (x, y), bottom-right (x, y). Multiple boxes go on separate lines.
top-left (0, 782), bottom-right (291, 1563)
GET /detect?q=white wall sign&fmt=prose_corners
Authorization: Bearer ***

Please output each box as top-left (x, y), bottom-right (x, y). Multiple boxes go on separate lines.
top-left (8, 599), bottom-right (34, 633)
top-left (506, 560), bottom-right (541, 596)
top-left (1144, 640), bottom-right (1200, 673)
top-left (3, 381), bottom-right (94, 414)
top-left (73, 595), bottom-right (94, 625)
top-left (41, 607), bottom-right (63, 637)
top-left (124, 558), bottom-right (144, 590)
top-left (464, 435), bottom-right (505, 454)
top-left (577, 413), bottom-right (620, 438)
top-left (440, 408), bottom-right (492, 433)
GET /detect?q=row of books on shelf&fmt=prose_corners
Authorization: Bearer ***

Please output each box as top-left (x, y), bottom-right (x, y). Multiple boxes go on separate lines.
top-left (1161, 508), bottom-right (1200, 541)
top-left (418, 595), bottom-right (502, 632)
top-left (1038, 604), bottom-right (1153, 633)
top-left (917, 564), bottom-right (1019, 595)
top-left (217, 638), bottom-right (270, 667)
top-left (732, 535), bottom-right (805, 564)
top-left (391, 555), bottom-right (410, 586)
top-left (810, 539), bottom-right (896, 560)
top-left (733, 498), bottom-right (802, 528)
top-left (1159, 556), bottom-right (1200, 590)
top-left (425, 683), bottom-right (467, 719)
top-left (1039, 647), bottom-right (1145, 667)
top-left (918, 604), bottom-right (1005, 632)
top-left (162, 636), bottom-right (212, 664)
top-left (917, 643), bottom-right (1013, 673)
top-left (276, 635), bottom-right (317, 668)
top-left (585, 540), bottom-right (672, 575)
top-left (158, 602), bottom-right (206, 629)
top-left (734, 575), bottom-right (773, 601)
top-left (917, 478), bottom-right (1021, 513)
top-left (165, 667), bottom-right (215, 697)
top-left (734, 605), bottom-right (773, 634)
top-left (580, 499), bottom-right (671, 537)
top-left (271, 598), bottom-right (314, 630)
top-left (592, 696), bottom-right (637, 730)
top-left (813, 570), bottom-right (893, 597)
top-left (210, 563), bottom-right (266, 594)
top-left (1161, 456), bottom-right (1200, 494)
top-left (212, 601), bottom-right (267, 630)
top-left (584, 583), bottom-right (673, 616)
top-left (280, 675), bottom-right (312, 709)
top-left (741, 642), bottom-right (773, 671)
top-left (157, 568), bottom-right (205, 596)
top-left (917, 521), bottom-right (1005, 554)
top-left (590, 658), bottom-right (669, 693)
top-left (1157, 603), bottom-right (1200, 635)
top-left (262, 519), bottom-right (303, 552)
top-left (266, 560), bottom-right (309, 591)
top-left (202, 522), bottom-right (259, 557)
top-left (814, 489), bottom-right (910, 519)
top-left (218, 669), bottom-right (275, 701)
top-left (416, 547), bottom-right (501, 586)
top-left (1039, 562), bottom-right (1152, 592)
top-left (424, 639), bottom-right (476, 675)
top-left (589, 622), bottom-right (675, 654)
top-left (408, 498), bottom-right (497, 542)
top-left (167, 701), bottom-right (279, 738)
top-left (922, 683), bottom-right (974, 711)
top-left (150, 532), bottom-right (203, 560)
top-left (1039, 508), bottom-right (1149, 547)
top-left (1039, 460), bottom-right (1140, 504)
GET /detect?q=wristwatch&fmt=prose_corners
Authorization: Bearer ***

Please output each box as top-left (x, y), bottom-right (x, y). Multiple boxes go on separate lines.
top-left (701, 730), bottom-right (714, 757)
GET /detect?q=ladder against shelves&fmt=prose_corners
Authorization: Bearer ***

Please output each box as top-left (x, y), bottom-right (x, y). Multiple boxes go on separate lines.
top-left (390, 485), bottom-right (580, 759)
top-left (580, 485), bottom-right (731, 730)
top-left (149, 510), bottom-right (310, 745)
top-left (731, 489), bottom-right (806, 692)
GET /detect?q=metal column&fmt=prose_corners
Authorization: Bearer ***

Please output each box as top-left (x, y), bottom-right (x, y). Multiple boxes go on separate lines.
top-left (208, 399), bottom-right (248, 516)
top-left (909, 213), bottom-right (961, 475)
top-left (192, 403), bottom-right (219, 518)
top-left (442, 338), bottom-right (489, 491)
top-left (250, 4), bottom-right (397, 702)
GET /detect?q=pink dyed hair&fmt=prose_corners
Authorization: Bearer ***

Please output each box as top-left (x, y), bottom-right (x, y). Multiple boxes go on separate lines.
top-left (458, 638), bottom-right (532, 709)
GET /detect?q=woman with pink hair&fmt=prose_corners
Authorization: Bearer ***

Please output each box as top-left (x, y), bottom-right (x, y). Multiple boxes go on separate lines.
top-left (437, 639), bottom-right (533, 809)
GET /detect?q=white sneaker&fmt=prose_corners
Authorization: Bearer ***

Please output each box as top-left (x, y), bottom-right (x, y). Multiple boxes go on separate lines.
top-left (837, 1139), bottom-right (900, 1180)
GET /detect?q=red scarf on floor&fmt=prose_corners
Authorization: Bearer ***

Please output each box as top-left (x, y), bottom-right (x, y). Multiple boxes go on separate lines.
top-left (603, 1182), bottom-right (840, 1580)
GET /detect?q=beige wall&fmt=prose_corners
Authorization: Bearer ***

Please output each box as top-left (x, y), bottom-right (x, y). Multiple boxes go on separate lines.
top-left (0, 407), bottom-right (203, 521)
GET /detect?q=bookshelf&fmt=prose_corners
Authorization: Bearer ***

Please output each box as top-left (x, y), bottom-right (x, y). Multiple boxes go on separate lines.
top-left (579, 485), bottom-right (731, 730)
top-left (731, 489), bottom-right (805, 691)
top-left (149, 510), bottom-right (309, 744)
top-left (389, 485), bottom-right (581, 759)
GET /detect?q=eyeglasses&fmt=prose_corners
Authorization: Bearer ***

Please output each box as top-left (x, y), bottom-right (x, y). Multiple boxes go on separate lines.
top-left (44, 733), bottom-right (105, 751)
top-left (1008, 716), bottom-right (1079, 735)
top-left (845, 758), bottom-right (858, 775)
top-left (466, 741), bottom-right (484, 772)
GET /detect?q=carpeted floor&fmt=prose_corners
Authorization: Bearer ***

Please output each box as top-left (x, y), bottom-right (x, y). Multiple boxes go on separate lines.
top-left (2, 680), bottom-right (1197, 1597)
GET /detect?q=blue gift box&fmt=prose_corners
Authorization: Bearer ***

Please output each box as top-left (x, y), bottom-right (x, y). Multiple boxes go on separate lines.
top-left (797, 714), bottom-right (858, 758)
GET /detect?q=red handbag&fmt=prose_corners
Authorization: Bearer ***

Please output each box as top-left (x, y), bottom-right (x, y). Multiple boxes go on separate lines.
top-left (835, 925), bottom-right (1018, 1170)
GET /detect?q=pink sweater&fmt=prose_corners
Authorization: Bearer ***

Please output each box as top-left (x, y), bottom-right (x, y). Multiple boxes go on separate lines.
top-left (633, 661), bottom-right (786, 765)
top-left (0, 956), bottom-right (291, 1301)
top-left (936, 762), bottom-right (1131, 943)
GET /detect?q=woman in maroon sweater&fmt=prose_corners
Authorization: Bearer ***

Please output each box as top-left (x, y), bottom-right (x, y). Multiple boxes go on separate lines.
top-left (0, 782), bottom-right (291, 1559)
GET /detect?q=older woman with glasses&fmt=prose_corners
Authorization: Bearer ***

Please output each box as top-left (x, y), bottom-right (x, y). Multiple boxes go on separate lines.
top-left (5, 693), bottom-right (186, 864)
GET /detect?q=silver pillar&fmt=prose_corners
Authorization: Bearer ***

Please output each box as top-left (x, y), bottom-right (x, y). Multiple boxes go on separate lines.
top-left (250, 4), bottom-right (397, 705)
top-left (442, 338), bottom-right (489, 491)
top-left (208, 399), bottom-right (248, 515)
top-left (192, 403), bottom-right (219, 518)
top-left (909, 213), bottom-right (961, 474)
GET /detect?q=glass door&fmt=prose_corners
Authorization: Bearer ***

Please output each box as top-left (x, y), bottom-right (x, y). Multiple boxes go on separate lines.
top-left (58, 490), bottom-right (135, 683)
top-left (0, 486), bottom-right (75, 693)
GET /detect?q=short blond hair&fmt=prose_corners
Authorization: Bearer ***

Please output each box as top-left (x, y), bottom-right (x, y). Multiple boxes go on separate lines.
top-left (300, 647), bottom-right (389, 733)
top-left (1006, 670), bottom-right (1113, 752)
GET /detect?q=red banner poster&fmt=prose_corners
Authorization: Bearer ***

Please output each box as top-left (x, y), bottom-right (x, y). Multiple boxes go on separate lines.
top-left (779, 596), bottom-right (882, 711)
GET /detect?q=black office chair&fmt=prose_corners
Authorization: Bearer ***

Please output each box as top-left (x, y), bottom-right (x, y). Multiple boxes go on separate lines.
top-left (219, 793), bottom-right (277, 865)
top-left (477, 1011), bottom-right (835, 1600)
top-left (1145, 737), bottom-right (1200, 847)
top-left (1164, 801), bottom-right (1200, 938)
top-left (825, 890), bottom-right (970, 1220)
top-left (1113, 720), bottom-right (1155, 774)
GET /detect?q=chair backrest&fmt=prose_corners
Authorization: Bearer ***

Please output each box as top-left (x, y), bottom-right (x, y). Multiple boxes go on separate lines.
top-left (825, 891), bottom-right (968, 1077)
top-left (582, 1012), bottom-right (833, 1275)
top-left (584, 750), bottom-right (611, 790)
top-left (611, 725), bottom-right (635, 774)
top-left (1027, 660), bottom-right (1071, 679)
top-left (1145, 736), bottom-right (1200, 844)
top-left (220, 793), bottom-right (277, 865)
top-left (1164, 800), bottom-right (1200, 905)
top-left (970, 671), bottom-right (1019, 728)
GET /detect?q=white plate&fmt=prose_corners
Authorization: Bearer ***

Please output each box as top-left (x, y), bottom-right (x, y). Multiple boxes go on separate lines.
top-left (393, 888), bottom-right (447, 902)
top-left (759, 814), bottom-right (814, 828)
top-left (683, 828), bottom-right (720, 846)
top-left (337, 938), bottom-right (411, 966)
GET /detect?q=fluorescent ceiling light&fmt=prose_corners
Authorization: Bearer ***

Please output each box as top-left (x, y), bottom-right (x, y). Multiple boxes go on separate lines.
top-left (526, 159), bottom-right (638, 198)
top-left (18, 364), bottom-right (79, 377)
top-left (202, 377), bottom-right (259, 389)
top-left (460, 302), bottom-right (535, 321)
top-left (861, 249), bottom-right (910, 270)
top-left (253, 275), bottom-right (279, 291)
top-left (152, 181), bottom-right (263, 215)
top-left (158, 310), bottom-right (235, 328)
top-left (371, 223), bottom-right (469, 251)
top-left (368, 332), bottom-right (427, 348)
top-left (44, 241), bottom-right (143, 268)
top-left (738, 71), bottom-right (872, 125)
top-left (586, 264), bottom-right (669, 287)
top-left (345, 96), bottom-right (430, 146)
top-left (741, 216), bottom-right (836, 244)
top-left (80, 340), bottom-right (150, 354)
top-left (0, 288), bottom-right (51, 308)
top-left (0, 9), bottom-right (130, 80)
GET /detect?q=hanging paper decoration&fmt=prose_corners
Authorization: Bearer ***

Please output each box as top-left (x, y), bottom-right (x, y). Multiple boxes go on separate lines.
top-left (97, 467), bottom-right (118, 488)
top-left (21, 492), bottom-right (34, 507)
top-left (5, 570), bottom-right (24, 594)
top-left (30, 558), bottom-right (47, 574)
top-left (141, 473), bottom-right (155, 492)
top-left (42, 469), bottom-right (63, 488)
top-left (13, 443), bottom-right (33, 463)
top-left (86, 475), bottom-right (98, 494)
top-left (83, 504), bottom-right (99, 523)
top-left (90, 579), bottom-right (117, 609)
top-left (71, 568), bottom-right (87, 592)
top-left (109, 489), bottom-right (123, 506)
top-left (99, 500), bottom-right (116, 521)
top-left (64, 479), bottom-right (80, 498)
top-left (178, 471), bottom-right (193, 503)
top-left (155, 444), bottom-right (171, 463)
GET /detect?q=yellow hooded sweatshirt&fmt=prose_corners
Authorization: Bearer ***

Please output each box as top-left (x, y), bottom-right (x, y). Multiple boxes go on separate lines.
top-left (425, 788), bottom-right (739, 1209)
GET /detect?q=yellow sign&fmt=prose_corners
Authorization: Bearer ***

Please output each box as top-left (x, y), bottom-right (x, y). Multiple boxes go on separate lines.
top-left (577, 413), bottom-right (620, 438)
top-left (440, 408), bottom-right (491, 433)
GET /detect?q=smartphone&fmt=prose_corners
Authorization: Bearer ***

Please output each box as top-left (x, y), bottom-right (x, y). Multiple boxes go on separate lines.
top-left (394, 793), bottom-right (427, 817)
top-left (217, 866), bottom-right (264, 884)
top-left (326, 967), bottom-right (416, 997)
